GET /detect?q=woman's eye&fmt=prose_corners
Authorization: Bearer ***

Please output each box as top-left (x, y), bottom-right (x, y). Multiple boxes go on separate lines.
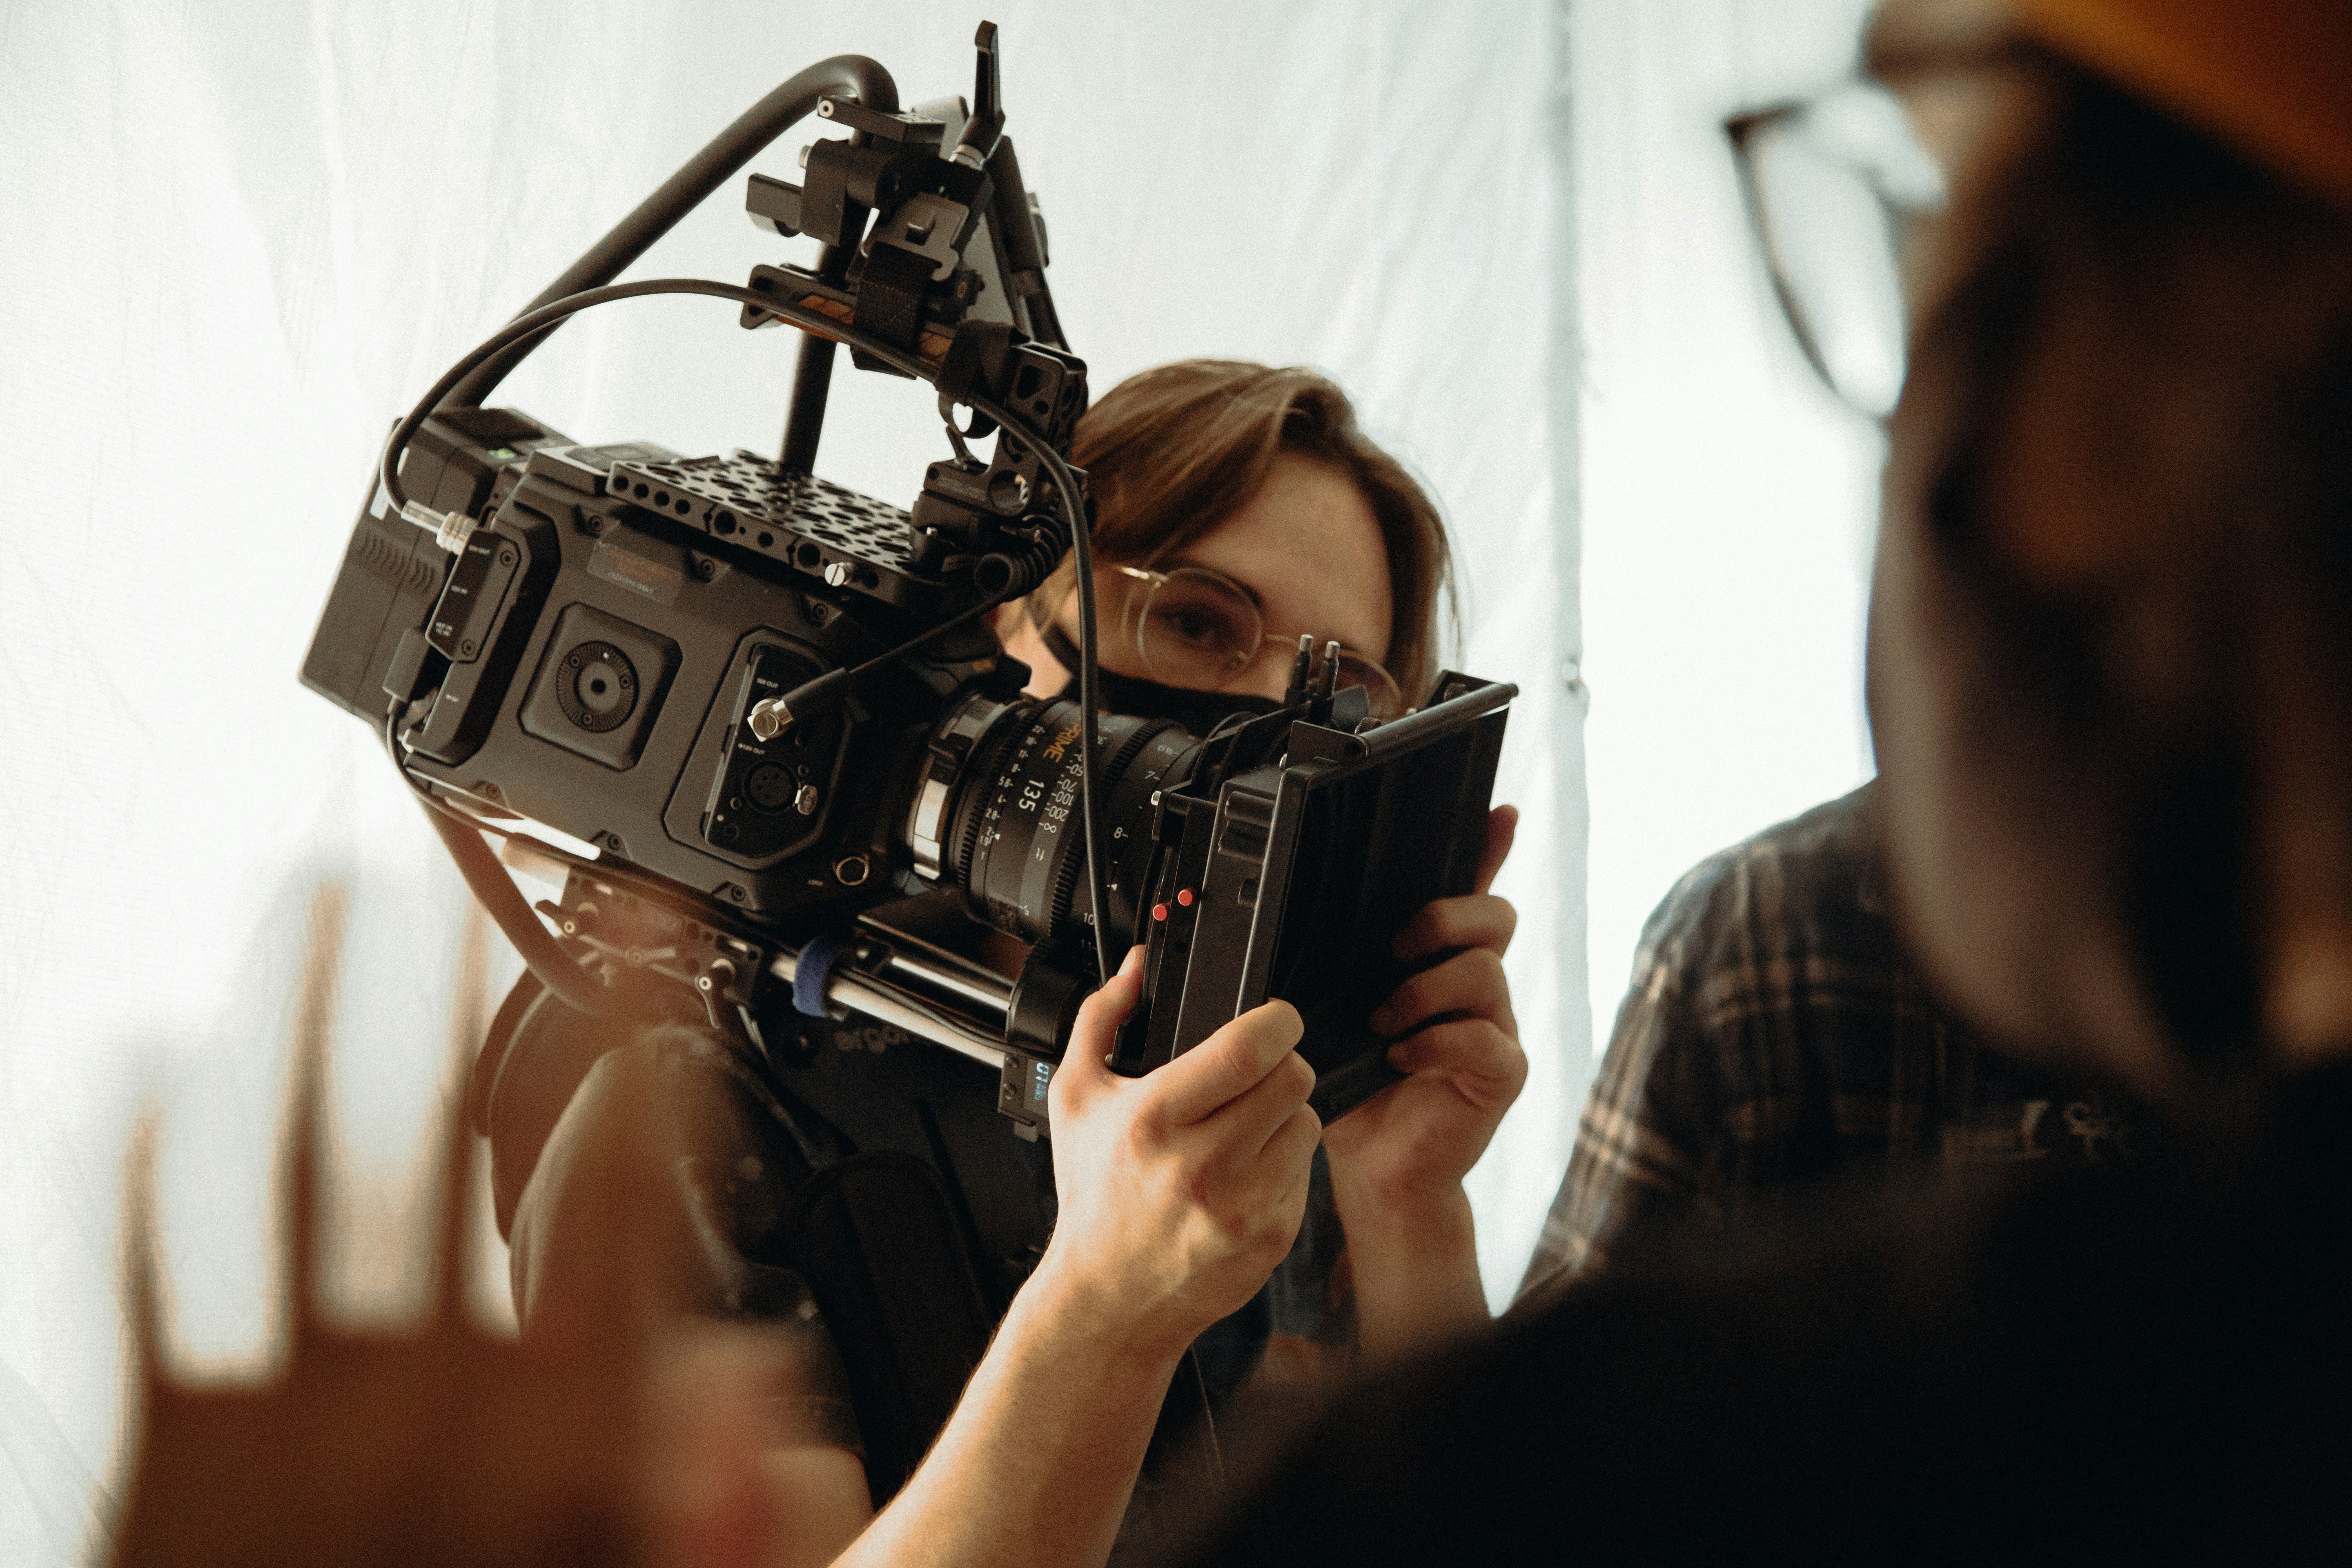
top-left (1156, 609), bottom-right (1225, 648)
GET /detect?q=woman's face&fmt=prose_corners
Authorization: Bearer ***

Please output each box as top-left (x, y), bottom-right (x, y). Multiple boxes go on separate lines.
top-left (1009, 451), bottom-right (1395, 704)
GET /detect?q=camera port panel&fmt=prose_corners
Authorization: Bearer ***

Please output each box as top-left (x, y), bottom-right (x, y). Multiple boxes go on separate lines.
top-left (519, 602), bottom-right (679, 771)
top-left (662, 630), bottom-right (848, 879)
top-left (696, 642), bottom-right (843, 864)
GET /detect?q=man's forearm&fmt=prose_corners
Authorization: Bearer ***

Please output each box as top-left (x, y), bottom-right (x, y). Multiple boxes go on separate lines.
top-left (1331, 1182), bottom-right (1487, 1362)
top-left (831, 1272), bottom-right (1186, 1568)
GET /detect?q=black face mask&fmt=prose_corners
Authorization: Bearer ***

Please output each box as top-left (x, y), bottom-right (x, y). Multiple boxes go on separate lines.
top-left (1041, 623), bottom-right (1286, 736)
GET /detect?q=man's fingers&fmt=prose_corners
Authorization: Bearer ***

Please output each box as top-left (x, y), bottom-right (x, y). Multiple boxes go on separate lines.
top-left (1218, 1112), bottom-right (1317, 1268)
top-left (1250, 1103), bottom-right (1324, 1204)
top-left (1474, 804), bottom-right (1519, 897)
top-left (1267, 1101), bottom-right (1323, 1176)
top-left (1053, 947), bottom-right (1145, 1110)
top-left (1226, 1103), bottom-right (1322, 1236)
top-left (1385, 1019), bottom-right (1528, 1109)
top-left (1153, 1000), bottom-right (1305, 1124)
top-left (1370, 948), bottom-right (1514, 1038)
top-left (1393, 893), bottom-right (1517, 963)
top-left (1199, 1048), bottom-right (1317, 1158)
top-left (1386, 808), bottom-right (1517, 968)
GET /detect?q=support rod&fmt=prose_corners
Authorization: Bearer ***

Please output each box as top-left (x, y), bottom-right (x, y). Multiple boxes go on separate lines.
top-left (443, 54), bottom-right (898, 410)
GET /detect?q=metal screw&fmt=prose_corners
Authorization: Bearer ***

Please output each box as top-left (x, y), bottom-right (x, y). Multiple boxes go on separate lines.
top-left (795, 784), bottom-right (820, 815)
top-left (823, 561), bottom-right (850, 587)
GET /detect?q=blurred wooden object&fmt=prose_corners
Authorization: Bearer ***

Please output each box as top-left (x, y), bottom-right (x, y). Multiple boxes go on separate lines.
top-left (106, 885), bottom-right (765, 1568)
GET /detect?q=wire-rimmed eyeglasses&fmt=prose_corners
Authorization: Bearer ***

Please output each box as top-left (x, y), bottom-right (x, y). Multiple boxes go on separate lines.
top-left (1109, 563), bottom-right (1404, 719)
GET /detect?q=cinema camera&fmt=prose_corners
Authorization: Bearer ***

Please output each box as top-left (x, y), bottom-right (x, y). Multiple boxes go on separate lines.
top-left (301, 27), bottom-right (1515, 1138)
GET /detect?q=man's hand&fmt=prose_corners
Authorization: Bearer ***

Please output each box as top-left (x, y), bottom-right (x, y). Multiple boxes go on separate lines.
top-left (1031, 947), bottom-right (1323, 1364)
top-left (1324, 805), bottom-right (1527, 1211)
top-left (833, 953), bottom-right (1321, 1568)
top-left (1321, 805), bottom-right (1527, 1356)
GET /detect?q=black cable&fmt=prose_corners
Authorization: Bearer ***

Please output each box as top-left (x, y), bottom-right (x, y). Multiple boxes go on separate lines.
top-left (1185, 1345), bottom-right (1227, 1492)
top-left (758, 588), bottom-right (1019, 735)
top-left (382, 711), bottom-right (608, 1013)
top-left (390, 712), bottom-right (755, 1017)
top-left (381, 280), bottom-right (941, 512)
top-left (420, 802), bottom-right (611, 1015)
top-left (953, 397), bottom-right (1118, 982)
top-left (441, 55), bottom-right (896, 410)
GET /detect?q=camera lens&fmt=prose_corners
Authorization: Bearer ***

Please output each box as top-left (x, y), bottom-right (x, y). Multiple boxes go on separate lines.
top-left (910, 695), bottom-right (1204, 951)
top-left (554, 641), bottom-right (639, 733)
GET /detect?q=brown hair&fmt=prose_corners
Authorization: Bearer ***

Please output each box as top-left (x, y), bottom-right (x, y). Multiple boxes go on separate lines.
top-left (1038, 359), bottom-right (1457, 703)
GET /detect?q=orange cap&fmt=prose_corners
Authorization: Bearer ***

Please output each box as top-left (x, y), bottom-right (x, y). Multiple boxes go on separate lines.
top-left (2013, 0), bottom-right (2352, 206)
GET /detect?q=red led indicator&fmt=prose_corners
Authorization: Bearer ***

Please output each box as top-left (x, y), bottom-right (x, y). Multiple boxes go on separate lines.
top-left (1176, 888), bottom-right (1196, 907)
top-left (1152, 903), bottom-right (1169, 922)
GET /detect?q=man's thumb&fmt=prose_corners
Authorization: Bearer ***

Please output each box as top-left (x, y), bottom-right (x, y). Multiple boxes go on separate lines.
top-left (1055, 946), bottom-right (1146, 1094)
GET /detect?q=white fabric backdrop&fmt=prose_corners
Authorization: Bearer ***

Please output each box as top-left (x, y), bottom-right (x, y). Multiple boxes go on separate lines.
top-left (1, 1), bottom-right (1886, 1556)
top-left (1572, 0), bottom-right (1883, 1027)
top-left (0, 4), bottom-right (1587, 1560)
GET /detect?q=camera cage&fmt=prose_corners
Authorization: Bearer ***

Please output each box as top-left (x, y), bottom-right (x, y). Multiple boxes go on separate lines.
top-left (301, 26), bottom-right (1518, 1138)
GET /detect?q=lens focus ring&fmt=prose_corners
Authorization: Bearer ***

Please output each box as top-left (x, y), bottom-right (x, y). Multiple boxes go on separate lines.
top-left (929, 695), bottom-right (1199, 951)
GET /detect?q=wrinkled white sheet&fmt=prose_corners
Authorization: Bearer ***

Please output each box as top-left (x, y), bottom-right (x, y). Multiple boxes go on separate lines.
top-left (0, 3), bottom-right (1583, 1557)
top-left (1574, 0), bottom-right (1882, 1023)
top-left (0, 0), bottom-right (1882, 1556)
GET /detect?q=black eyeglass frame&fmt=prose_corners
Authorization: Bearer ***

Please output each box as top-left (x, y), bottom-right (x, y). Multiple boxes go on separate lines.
top-left (1722, 41), bottom-right (2040, 420)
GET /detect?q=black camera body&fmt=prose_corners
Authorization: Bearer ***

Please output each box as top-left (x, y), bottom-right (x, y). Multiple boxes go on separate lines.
top-left (302, 401), bottom-right (1067, 926)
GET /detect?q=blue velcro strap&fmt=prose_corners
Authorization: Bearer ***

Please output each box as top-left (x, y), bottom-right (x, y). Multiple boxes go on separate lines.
top-left (793, 930), bottom-right (858, 1019)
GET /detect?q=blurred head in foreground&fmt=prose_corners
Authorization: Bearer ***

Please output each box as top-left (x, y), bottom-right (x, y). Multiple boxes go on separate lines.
top-left (1862, 0), bottom-right (2352, 1106)
top-left (1173, 14), bottom-right (2352, 1561)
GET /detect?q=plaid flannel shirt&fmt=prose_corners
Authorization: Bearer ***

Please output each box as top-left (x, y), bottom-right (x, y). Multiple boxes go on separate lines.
top-left (1516, 783), bottom-right (2143, 1303)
